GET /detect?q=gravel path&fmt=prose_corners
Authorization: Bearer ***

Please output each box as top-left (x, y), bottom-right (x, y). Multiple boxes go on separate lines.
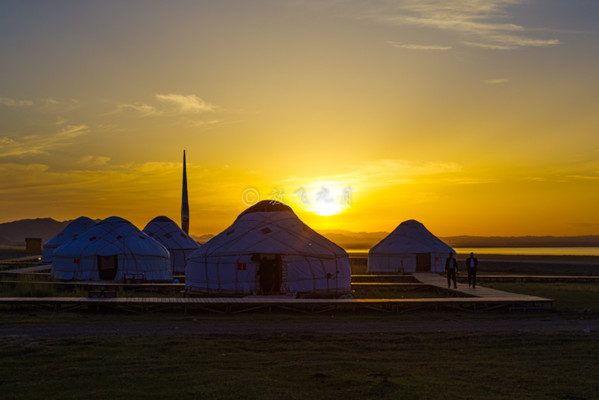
top-left (1, 317), bottom-right (597, 339)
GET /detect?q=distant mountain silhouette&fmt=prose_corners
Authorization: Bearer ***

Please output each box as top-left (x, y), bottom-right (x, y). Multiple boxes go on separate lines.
top-left (0, 234), bottom-right (11, 246)
top-left (191, 234), bottom-right (215, 245)
top-left (318, 230), bottom-right (388, 250)
top-left (318, 230), bottom-right (599, 250)
top-left (441, 235), bottom-right (599, 248)
top-left (1, 218), bottom-right (598, 249)
top-left (0, 218), bottom-right (72, 245)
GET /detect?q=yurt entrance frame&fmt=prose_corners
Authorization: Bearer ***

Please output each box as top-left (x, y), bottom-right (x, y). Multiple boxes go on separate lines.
top-left (97, 255), bottom-right (118, 280)
top-left (254, 253), bottom-right (282, 295)
top-left (416, 253), bottom-right (431, 272)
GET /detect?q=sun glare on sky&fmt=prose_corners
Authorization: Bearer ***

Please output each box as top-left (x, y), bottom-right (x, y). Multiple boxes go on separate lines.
top-left (1, 2), bottom-right (598, 236)
top-left (284, 181), bottom-right (352, 217)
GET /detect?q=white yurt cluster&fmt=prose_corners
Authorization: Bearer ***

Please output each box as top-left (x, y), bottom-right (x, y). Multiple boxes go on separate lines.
top-left (52, 216), bottom-right (172, 282)
top-left (41, 216), bottom-right (96, 263)
top-left (368, 219), bottom-right (454, 273)
top-left (185, 200), bottom-right (351, 297)
top-left (143, 216), bottom-right (200, 274)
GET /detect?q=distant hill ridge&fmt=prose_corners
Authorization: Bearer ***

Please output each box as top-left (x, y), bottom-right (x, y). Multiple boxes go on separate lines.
top-left (319, 231), bottom-right (599, 249)
top-left (0, 218), bottom-right (71, 245)
top-left (441, 235), bottom-right (599, 248)
top-left (1, 218), bottom-right (598, 248)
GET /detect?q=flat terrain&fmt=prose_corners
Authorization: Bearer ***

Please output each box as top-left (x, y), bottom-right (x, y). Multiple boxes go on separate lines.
top-left (1, 327), bottom-right (597, 400)
top-left (1, 252), bottom-right (599, 399)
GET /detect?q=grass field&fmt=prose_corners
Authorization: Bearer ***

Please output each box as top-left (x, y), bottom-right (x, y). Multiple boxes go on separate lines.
top-left (1, 331), bottom-right (598, 400)
top-left (484, 281), bottom-right (599, 313)
top-left (2, 255), bottom-right (599, 399)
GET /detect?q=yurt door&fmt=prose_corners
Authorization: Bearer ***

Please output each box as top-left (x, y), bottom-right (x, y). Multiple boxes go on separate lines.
top-left (257, 254), bottom-right (282, 295)
top-left (97, 255), bottom-right (118, 280)
top-left (416, 253), bottom-right (431, 272)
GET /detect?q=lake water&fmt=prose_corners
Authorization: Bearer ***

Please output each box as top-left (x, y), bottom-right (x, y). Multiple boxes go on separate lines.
top-left (347, 247), bottom-right (599, 256)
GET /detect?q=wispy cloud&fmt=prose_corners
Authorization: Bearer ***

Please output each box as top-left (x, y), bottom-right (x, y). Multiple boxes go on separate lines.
top-left (0, 124), bottom-right (89, 157)
top-left (567, 174), bottom-right (599, 181)
top-left (79, 155), bottom-right (111, 167)
top-left (114, 102), bottom-right (158, 116)
top-left (364, 0), bottom-right (560, 50)
top-left (387, 41), bottom-right (452, 50)
top-left (113, 93), bottom-right (217, 117)
top-left (0, 160), bottom-right (248, 228)
top-left (463, 41), bottom-right (513, 50)
top-left (155, 93), bottom-right (217, 113)
top-left (280, 159), bottom-right (462, 190)
top-left (0, 97), bottom-right (33, 107)
top-left (40, 97), bottom-right (81, 112)
top-left (485, 78), bottom-right (508, 84)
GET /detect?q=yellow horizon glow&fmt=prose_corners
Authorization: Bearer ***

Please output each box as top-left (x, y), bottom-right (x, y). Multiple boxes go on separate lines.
top-left (1, 2), bottom-right (598, 237)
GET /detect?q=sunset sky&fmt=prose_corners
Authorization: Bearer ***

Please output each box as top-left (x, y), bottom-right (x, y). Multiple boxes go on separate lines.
top-left (1, 1), bottom-right (598, 237)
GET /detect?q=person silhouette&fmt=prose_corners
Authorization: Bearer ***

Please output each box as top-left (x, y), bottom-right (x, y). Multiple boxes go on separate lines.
top-left (445, 252), bottom-right (458, 289)
top-left (466, 252), bottom-right (478, 288)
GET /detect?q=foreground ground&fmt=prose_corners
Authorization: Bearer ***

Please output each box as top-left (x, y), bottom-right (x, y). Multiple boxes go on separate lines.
top-left (1, 325), bottom-right (597, 400)
top-left (1, 253), bottom-right (598, 399)
top-left (1, 307), bottom-right (598, 400)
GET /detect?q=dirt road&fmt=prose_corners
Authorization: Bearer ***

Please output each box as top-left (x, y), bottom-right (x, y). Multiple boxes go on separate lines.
top-left (1, 317), bottom-right (597, 339)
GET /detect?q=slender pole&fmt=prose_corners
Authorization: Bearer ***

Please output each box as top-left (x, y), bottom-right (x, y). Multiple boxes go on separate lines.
top-left (181, 150), bottom-right (189, 235)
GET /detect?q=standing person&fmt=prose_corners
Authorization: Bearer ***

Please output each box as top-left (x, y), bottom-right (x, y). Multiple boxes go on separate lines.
top-left (445, 252), bottom-right (458, 289)
top-left (466, 252), bottom-right (478, 288)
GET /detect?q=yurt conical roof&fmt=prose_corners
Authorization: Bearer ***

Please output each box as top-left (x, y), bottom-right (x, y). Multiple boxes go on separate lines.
top-left (370, 219), bottom-right (454, 255)
top-left (198, 200), bottom-right (346, 258)
top-left (41, 216), bottom-right (96, 262)
top-left (143, 216), bottom-right (199, 250)
top-left (52, 216), bottom-right (171, 281)
top-left (186, 200), bottom-right (351, 297)
top-left (59, 216), bottom-right (169, 257)
top-left (143, 215), bottom-right (200, 274)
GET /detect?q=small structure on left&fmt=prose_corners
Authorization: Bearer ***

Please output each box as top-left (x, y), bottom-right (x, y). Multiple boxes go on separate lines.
top-left (26, 238), bottom-right (42, 254)
top-left (52, 216), bottom-right (172, 282)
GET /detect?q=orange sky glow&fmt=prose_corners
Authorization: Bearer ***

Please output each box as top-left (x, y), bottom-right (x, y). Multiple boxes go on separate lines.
top-left (1, 1), bottom-right (598, 237)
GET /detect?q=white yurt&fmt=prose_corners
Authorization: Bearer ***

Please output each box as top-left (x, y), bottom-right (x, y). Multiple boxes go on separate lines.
top-left (143, 216), bottom-right (200, 274)
top-left (368, 219), bottom-right (454, 273)
top-left (186, 200), bottom-right (351, 297)
top-left (52, 216), bottom-right (172, 281)
top-left (41, 216), bottom-right (96, 263)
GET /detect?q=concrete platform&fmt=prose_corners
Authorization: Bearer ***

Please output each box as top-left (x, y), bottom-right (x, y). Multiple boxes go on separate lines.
top-left (412, 273), bottom-right (551, 302)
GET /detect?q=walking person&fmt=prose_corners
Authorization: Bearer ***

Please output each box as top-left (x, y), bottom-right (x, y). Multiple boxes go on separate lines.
top-left (466, 252), bottom-right (478, 288)
top-left (445, 252), bottom-right (458, 289)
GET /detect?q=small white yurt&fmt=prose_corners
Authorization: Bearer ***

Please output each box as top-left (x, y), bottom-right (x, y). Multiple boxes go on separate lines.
top-left (41, 216), bottom-right (96, 263)
top-left (368, 219), bottom-right (454, 273)
top-left (143, 216), bottom-right (200, 274)
top-left (186, 200), bottom-right (351, 297)
top-left (52, 216), bottom-right (172, 281)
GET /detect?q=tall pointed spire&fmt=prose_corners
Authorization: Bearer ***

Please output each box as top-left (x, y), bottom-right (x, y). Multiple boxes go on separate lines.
top-left (181, 150), bottom-right (190, 235)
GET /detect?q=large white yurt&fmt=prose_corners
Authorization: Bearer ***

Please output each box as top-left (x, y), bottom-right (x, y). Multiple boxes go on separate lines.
top-left (186, 200), bottom-right (351, 297)
top-left (41, 216), bottom-right (96, 263)
top-left (52, 216), bottom-right (172, 281)
top-left (143, 216), bottom-right (200, 274)
top-left (368, 219), bottom-right (454, 273)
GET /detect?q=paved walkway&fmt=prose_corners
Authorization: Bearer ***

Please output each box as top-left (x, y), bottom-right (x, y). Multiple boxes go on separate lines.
top-left (412, 273), bottom-right (550, 301)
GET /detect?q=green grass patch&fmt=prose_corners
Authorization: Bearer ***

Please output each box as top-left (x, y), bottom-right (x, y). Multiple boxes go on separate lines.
top-left (1, 331), bottom-right (597, 400)
top-left (485, 282), bottom-right (599, 313)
